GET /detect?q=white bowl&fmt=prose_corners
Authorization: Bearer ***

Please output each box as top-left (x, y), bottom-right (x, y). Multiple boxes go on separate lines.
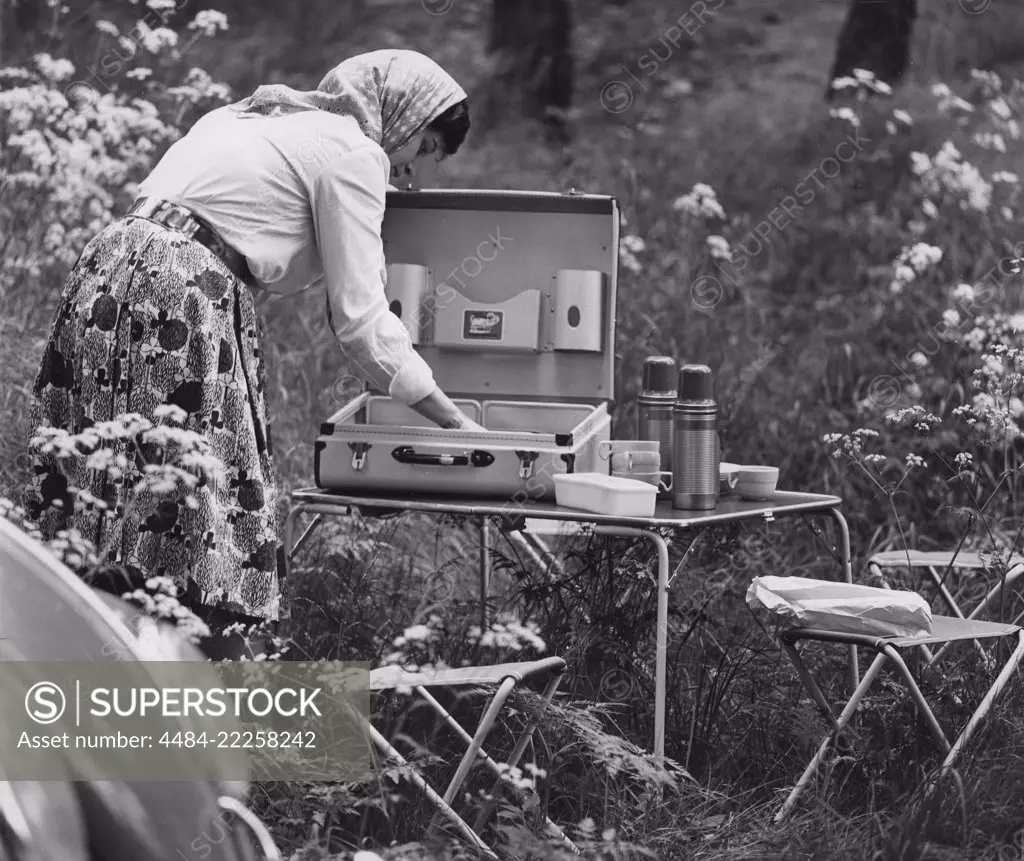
top-left (553, 472), bottom-right (657, 517)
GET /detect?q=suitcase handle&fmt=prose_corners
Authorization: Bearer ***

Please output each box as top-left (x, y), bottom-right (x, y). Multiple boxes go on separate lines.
top-left (391, 446), bottom-right (495, 468)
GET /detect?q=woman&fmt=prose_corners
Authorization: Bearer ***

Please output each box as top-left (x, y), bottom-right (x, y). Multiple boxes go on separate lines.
top-left (26, 49), bottom-right (482, 658)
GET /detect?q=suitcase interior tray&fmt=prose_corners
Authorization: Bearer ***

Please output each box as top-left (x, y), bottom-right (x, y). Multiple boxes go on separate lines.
top-left (320, 393), bottom-right (602, 448)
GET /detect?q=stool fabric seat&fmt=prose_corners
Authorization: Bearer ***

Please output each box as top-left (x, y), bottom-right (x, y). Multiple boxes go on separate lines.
top-left (785, 614), bottom-right (1020, 650)
top-left (369, 657), bottom-right (565, 691)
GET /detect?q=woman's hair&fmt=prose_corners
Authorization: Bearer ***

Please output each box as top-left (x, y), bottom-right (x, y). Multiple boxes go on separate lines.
top-left (428, 99), bottom-right (470, 157)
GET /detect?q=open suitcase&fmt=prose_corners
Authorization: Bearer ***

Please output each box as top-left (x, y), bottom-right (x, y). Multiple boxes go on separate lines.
top-left (314, 189), bottom-right (620, 502)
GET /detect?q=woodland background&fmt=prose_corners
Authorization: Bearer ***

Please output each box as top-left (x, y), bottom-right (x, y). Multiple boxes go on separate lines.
top-left (5, 0), bottom-right (1024, 859)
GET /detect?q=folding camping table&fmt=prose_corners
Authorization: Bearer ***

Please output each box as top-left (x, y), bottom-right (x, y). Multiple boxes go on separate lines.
top-left (284, 488), bottom-right (856, 764)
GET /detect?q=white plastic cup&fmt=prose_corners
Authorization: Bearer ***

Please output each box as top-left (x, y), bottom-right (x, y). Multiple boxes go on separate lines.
top-left (612, 468), bottom-right (672, 493)
top-left (720, 462), bottom-right (741, 495)
top-left (610, 450), bottom-right (662, 473)
top-left (598, 439), bottom-right (660, 460)
top-left (598, 440), bottom-right (659, 474)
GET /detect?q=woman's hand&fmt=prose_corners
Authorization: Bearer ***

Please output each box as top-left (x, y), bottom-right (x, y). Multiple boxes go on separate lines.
top-left (410, 387), bottom-right (486, 432)
top-left (444, 413), bottom-right (485, 432)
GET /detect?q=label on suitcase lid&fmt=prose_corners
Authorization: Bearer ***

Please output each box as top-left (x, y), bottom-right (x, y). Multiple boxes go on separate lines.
top-left (463, 310), bottom-right (504, 340)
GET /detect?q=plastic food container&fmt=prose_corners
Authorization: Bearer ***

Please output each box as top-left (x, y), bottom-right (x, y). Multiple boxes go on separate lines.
top-left (553, 472), bottom-right (658, 517)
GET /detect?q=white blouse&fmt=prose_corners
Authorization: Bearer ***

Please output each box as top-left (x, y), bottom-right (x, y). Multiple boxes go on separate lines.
top-left (137, 105), bottom-right (436, 406)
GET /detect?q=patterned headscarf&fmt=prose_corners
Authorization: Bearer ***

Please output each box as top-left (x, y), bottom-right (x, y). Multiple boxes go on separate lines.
top-left (228, 49), bottom-right (467, 156)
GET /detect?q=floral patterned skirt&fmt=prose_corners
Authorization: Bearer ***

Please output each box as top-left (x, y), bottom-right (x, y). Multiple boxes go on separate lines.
top-left (25, 216), bottom-right (283, 622)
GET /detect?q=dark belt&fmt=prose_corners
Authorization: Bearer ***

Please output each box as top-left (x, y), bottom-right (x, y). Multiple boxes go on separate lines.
top-left (126, 197), bottom-right (254, 287)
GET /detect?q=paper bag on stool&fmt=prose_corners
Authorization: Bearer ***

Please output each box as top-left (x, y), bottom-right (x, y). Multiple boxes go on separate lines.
top-left (746, 576), bottom-right (933, 639)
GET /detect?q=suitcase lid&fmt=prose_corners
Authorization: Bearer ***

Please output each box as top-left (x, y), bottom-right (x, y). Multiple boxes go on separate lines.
top-left (380, 188), bottom-right (620, 406)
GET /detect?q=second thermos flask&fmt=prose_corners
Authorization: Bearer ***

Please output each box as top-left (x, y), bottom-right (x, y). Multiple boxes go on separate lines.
top-left (672, 364), bottom-right (719, 510)
top-left (637, 356), bottom-right (677, 486)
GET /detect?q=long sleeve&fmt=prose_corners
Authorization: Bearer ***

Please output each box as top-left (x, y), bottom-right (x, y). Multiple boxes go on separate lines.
top-left (308, 143), bottom-right (436, 405)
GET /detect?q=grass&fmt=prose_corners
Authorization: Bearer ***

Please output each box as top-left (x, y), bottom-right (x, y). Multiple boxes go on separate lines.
top-left (8, 0), bottom-right (1024, 858)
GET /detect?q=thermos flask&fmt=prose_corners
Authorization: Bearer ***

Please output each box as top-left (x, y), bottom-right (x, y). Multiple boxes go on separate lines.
top-left (672, 364), bottom-right (719, 510)
top-left (637, 356), bottom-right (677, 488)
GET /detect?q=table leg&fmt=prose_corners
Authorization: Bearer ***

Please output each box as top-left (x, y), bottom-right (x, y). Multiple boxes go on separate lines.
top-left (650, 530), bottom-right (671, 767)
top-left (479, 516), bottom-right (491, 630)
top-left (593, 526), bottom-right (670, 765)
top-left (826, 508), bottom-right (860, 693)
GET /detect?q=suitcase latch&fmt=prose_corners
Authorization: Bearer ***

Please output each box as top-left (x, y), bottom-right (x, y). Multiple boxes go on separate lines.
top-left (515, 450), bottom-right (539, 479)
top-left (348, 442), bottom-right (371, 470)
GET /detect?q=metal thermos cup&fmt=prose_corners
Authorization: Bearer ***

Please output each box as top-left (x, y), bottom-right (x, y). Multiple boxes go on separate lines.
top-left (672, 364), bottom-right (718, 511)
top-left (637, 357), bottom-right (677, 486)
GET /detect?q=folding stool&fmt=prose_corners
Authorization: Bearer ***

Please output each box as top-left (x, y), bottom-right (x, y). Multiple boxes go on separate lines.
top-left (362, 657), bottom-right (580, 858)
top-left (868, 550), bottom-right (1024, 663)
top-left (774, 614), bottom-right (1024, 823)
top-left (867, 550), bottom-right (1024, 622)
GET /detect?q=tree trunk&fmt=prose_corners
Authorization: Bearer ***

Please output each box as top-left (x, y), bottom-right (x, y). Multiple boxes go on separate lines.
top-left (826, 0), bottom-right (917, 101)
top-left (4, 0), bottom-right (48, 62)
top-left (478, 0), bottom-right (574, 142)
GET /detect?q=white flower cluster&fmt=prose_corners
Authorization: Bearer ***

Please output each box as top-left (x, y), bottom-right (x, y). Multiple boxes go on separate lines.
top-left (972, 132), bottom-right (1007, 153)
top-left (132, 19), bottom-right (179, 54)
top-left (909, 142), bottom-right (992, 214)
top-left (618, 234), bottom-right (645, 275)
top-left (932, 83), bottom-right (975, 117)
top-left (0, 70), bottom-right (174, 279)
top-left (829, 106), bottom-right (860, 128)
top-left (884, 405), bottom-right (941, 434)
top-left (468, 616), bottom-right (547, 653)
top-left (188, 10), bottom-right (229, 37)
top-left (948, 347), bottom-right (1024, 443)
top-left (34, 52), bottom-right (74, 83)
top-left (888, 242), bottom-right (943, 294)
top-left (0, 43), bottom-right (232, 298)
top-left (493, 761), bottom-right (547, 794)
top-left (166, 67), bottom-right (233, 105)
top-left (705, 234), bottom-right (731, 260)
top-left (954, 452), bottom-right (974, 470)
top-left (28, 413), bottom-right (225, 527)
top-left (119, 577), bottom-right (213, 646)
top-left (392, 622), bottom-right (439, 649)
top-left (672, 182), bottom-right (726, 220)
top-left (378, 615), bottom-right (451, 688)
top-left (987, 96), bottom-right (1022, 143)
top-left (47, 527), bottom-right (100, 570)
top-left (821, 427), bottom-right (879, 459)
top-left (574, 818), bottom-right (618, 842)
top-left (830, 68), bottom-right (893, 99)
top-left (970, 69), bottom-right (1004, 100)
top-left (947, 311), bottom-right (1024, 357)
top-left (989, 96), bottom-right (1014, 122)
top-left (958, 397), bottom-right (1021, 443)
